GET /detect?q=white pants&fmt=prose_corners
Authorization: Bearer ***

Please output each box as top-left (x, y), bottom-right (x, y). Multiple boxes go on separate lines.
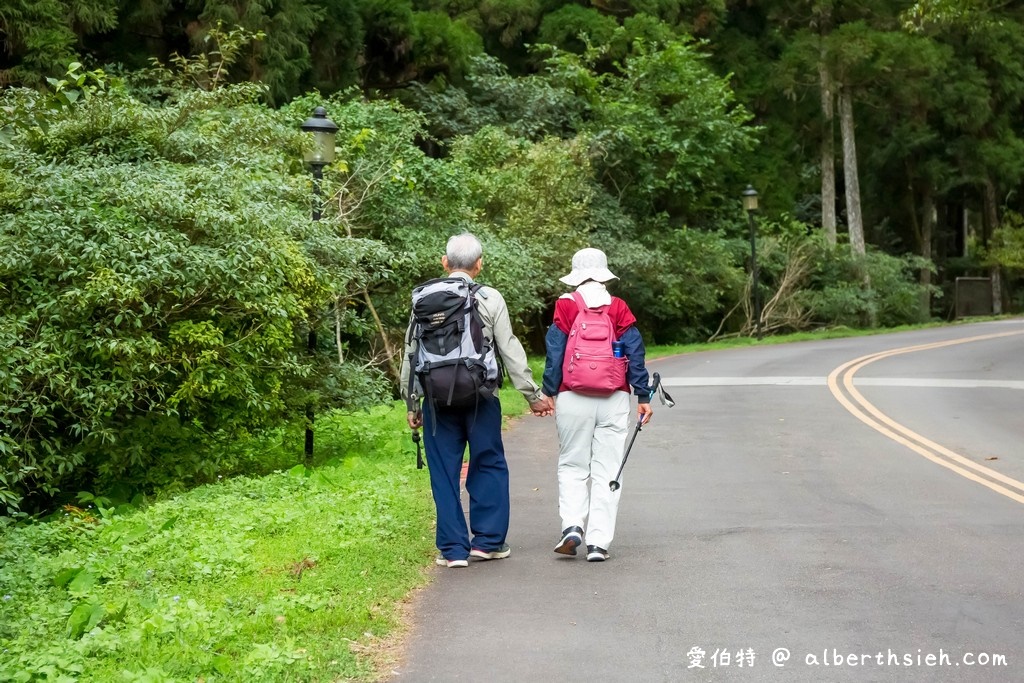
top-left (555, 390), bottom-right (630, 550)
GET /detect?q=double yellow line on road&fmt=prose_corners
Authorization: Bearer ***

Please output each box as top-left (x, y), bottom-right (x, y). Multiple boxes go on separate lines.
top-left (827, 331), bottom-right (1024, 505)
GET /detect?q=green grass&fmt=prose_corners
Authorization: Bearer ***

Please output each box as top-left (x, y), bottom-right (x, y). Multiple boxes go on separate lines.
top-left (0, 403), bottom-right (435, 682)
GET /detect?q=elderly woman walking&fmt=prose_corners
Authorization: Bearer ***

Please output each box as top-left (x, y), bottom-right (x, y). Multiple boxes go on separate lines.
top-left (541, 248), bottom-right (654, 562)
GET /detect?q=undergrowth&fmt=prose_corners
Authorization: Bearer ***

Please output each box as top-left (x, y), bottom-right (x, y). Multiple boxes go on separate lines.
top-left (0, 403), bottom-right (435, 682)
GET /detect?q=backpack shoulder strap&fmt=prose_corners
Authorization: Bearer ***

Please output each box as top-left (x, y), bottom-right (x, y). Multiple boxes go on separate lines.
top-left (569, 291), bottom-right (591, 322)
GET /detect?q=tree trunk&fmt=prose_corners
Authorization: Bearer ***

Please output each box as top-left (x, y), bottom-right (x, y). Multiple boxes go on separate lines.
top-left (819, 57), bottom-right (837, 246)
top-left (839, 86), bottom-right (865, 259)
top-left (920, 187), bottom-right (934, 319)
top-left (838, 85), bottom-right (874, 326)
top-left (983, 178), bottom-right (1003, 315)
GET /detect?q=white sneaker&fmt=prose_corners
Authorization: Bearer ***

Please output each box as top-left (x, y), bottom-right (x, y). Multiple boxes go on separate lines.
top-left (435, 557), bottom-right (469, 568)
top-left (470, 544), bottom-right (511, 560)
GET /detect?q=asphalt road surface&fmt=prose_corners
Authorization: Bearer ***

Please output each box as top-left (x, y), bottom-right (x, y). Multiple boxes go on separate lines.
top-left (393, 319), bottom-right (1024, 683)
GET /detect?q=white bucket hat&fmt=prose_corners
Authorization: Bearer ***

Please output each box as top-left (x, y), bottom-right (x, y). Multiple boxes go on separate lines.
top-left (559, 248), bottom-right (618, 287)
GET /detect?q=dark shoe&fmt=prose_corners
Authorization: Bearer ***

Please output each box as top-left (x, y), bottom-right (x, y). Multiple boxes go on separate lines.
top-left (470, 543), bottom-right (511, 560)
top-left (586, 545), bottom-right (609, 562)
top-left (554, 526), bottom-right (584, 556)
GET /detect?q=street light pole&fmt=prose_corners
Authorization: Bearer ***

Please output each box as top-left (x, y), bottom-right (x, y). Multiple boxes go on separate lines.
top-left (742, 185), bottom-right (762, 340)
top-left (300, 106), bottom-right (338, 466)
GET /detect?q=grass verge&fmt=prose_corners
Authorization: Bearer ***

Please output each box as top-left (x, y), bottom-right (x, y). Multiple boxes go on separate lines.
top-left (0, 403), bottom-right (435, 682)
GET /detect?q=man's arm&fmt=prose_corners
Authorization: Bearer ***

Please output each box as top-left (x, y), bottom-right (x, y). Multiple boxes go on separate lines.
top-left (477, 287), bottom-right (552, 415)
top-left (483, 288), bottom-right (542, 401)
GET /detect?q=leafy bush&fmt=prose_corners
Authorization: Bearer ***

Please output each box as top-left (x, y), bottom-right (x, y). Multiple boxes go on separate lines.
top-left (605, 221), bottom-right (745, 343)
top-left (802, 244), bottom-right (937, 328)
top-left (0, 74), bottom-right (390, 511)
top-left (704, 218), bottom-right (939, 339)
top-left (542, 37), bottom-right (758, 225)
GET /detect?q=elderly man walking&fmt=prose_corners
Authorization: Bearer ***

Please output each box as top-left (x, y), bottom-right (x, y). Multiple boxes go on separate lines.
top-left (401, 233), bottom-right (553, 568)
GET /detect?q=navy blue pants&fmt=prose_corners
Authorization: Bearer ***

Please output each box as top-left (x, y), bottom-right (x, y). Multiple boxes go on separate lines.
top-left (423, 396), bottom-right (510, 561)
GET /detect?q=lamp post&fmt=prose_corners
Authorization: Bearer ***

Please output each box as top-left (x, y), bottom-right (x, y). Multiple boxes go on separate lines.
top-left (742, 184), bottom-right (762, 340)
top-left (300, 106), bottom-right (338, 466)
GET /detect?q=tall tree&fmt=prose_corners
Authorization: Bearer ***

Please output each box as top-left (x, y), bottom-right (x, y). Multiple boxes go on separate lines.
top-left (816, 4), bottom-right (837, 245)
top-left (903, 0), bottom-right (1024, 312)
top-left (0, 0), bottom-right (118, 86)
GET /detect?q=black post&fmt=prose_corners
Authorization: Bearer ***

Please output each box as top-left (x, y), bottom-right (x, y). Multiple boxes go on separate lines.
top-left (311, 163), bottom-right (323, 221)
top-left (300, 106), bottom-right (337, 467)
top-left (305, 162), bottom-right (324, 467)
top-left (747, 208), bottom-right (762, 340)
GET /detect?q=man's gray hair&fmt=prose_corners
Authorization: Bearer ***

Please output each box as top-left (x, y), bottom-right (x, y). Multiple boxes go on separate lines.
top-left (446, 233), bottom-right (483, 271)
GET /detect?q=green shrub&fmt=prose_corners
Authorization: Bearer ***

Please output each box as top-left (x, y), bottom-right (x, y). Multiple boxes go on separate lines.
top-left (803, 245), bottom-right (937, 328)
top-left (0, 76), bottom-right (390, 512)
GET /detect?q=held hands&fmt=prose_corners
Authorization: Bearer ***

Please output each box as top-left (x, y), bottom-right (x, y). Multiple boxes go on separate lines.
top-left (407, 411), bottom-right (423, 429)
top-left (529, 394), bottom-right (555, 417)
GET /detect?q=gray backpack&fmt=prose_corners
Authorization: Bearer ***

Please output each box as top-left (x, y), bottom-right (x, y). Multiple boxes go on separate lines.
top-left (407, 277), bottom-right (502, 410)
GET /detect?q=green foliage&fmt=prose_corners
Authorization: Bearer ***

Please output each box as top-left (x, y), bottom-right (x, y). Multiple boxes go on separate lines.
top-left (0, 405), bottom-right (436, 682)
top-left (542, 37), bottom-right (757, 224)
top-left (987, 212), bottom-right (1024, 270)
top-left (307, 0), bottom-right (365, 92)
top-left (802, 245), bottom-right (938, 329)
top-left (198, 1), bottom-right (322, 103)
top-left (405, 54), bottom-right (581, 140)
top-left (477, 0), bottom-right (543, 48)
top-left (447, 126), bottom-right (592, 320)
top-left (408, 11), bottom-right (485, 83)
top-left (0, 0), bottom-right (118, 87)
top-left (0, 64), bottom-right (391, 510)
top-left (142, 23), bottom-right (267, 94)
top-left (604, 221), bottom-right (744, 342)
top-left (701, 217), bottom-right (940, 339)
top-left (537, 6), bottom-right (619, 54)
top-left (903, 0), bottom-right (1005, 33)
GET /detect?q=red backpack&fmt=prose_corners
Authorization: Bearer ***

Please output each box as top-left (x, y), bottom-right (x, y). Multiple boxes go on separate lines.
top-left (561, 292), bottom-right (628, 395)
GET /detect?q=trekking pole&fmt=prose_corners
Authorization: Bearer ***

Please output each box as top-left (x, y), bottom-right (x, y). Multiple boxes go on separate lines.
top-left (609, 372), bottom-right (672, 491)
top-left (609, 416), bottom-right (644, 492)
top-left (412, 428), bottom-right (424, 469)
top-left (408, 392), bottom-right (424, 470)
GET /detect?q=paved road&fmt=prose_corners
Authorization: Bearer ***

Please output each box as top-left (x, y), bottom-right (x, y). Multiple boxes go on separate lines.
top-left (393, 320), bottom-right (1024, 682)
